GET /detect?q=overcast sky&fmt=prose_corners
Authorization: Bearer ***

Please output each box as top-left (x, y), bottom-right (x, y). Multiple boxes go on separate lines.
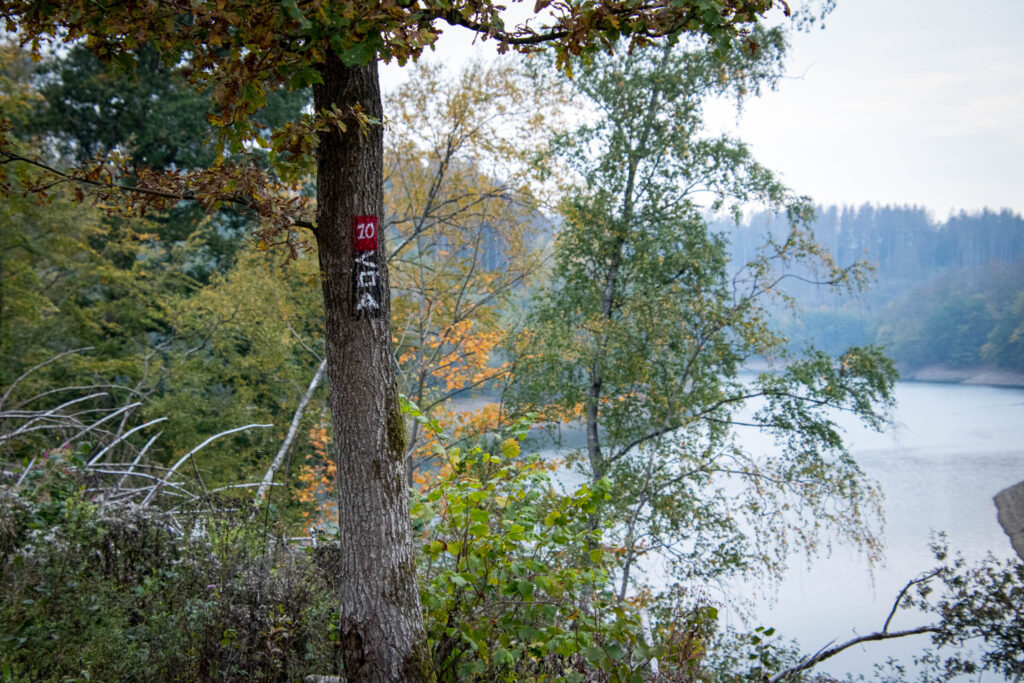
top-left (382, 0), bottom-right (1024, 219)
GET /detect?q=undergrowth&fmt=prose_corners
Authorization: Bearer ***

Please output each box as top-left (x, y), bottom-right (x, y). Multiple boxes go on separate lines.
top-left (0, 452), bottom-right (341, 682)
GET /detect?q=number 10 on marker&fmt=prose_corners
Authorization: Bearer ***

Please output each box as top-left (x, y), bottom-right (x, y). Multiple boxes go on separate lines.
top-left (352, 215), bottom-right (378, 251)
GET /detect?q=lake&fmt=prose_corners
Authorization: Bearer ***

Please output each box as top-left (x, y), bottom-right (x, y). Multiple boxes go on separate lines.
top-left (740, 380), bottom-right (1024, 678)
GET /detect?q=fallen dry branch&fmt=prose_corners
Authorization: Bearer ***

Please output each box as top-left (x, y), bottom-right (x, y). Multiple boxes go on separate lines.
top-left (768, 569), bottom-right (946, 682)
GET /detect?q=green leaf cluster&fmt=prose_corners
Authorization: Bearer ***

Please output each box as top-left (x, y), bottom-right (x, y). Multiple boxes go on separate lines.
top-left (413, 432), bottom-right (672, 681)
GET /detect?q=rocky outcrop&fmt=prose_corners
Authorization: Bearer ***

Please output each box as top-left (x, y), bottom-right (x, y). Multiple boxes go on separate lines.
top-left (994, 480), bottom-right (1024, 561)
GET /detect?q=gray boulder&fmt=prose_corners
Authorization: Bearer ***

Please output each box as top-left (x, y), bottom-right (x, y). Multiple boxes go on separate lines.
top-left (994, 480), bottom-right (1024, 561)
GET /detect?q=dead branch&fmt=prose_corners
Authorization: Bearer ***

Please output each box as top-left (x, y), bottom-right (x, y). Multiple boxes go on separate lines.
top-left (0, 347), bottom-right (94, 409)
top-left (88, 416), bottom-right (167, 465)
top-left (768, 569), bottom-right (946, 682)
top-left (255, 359), bottom-right (326, 503)
top-left (142, 423), bottom-right (273, 506)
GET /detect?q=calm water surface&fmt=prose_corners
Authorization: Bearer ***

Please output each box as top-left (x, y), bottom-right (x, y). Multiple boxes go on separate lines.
top-left (738, 381), bottom-right (1024, 678)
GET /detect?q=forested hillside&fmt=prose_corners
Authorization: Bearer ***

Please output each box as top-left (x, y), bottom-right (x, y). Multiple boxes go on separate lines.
top-left (717, 205), bottom-right (1024, 373)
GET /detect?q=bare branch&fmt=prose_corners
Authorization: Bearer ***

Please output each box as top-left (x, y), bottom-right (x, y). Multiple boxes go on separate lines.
top-left (0, 347), bottom-right (94, 409)
top-left (883, 568), bottom-right (944, 634)
top-left (142, 423), bottom-right (273, 506)
top-left (87, 416), bottom-right (168, 465)
top-left (286, 323), bottom-right (323, 361)
top-left (769, 568), bottom-right (947, 682)
top-left (0, 392), bottom-right (109, 445)
top-left (118, 430), bottom-right (163, 488)
top-left (768, 625), bottom-right (941, 682)
top-left (255, 359), bottom-right (326, 503)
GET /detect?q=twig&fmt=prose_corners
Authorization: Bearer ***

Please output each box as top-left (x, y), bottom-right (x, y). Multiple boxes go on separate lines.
top-left (286, 323), bottom-right (323, 361)
top-left (0, 392), bottom-right (108, 444)
top-left (0, 347), bottom-right (94, 409)
top-left (1, 152), bottom-right (314, 231)
top-left (768, 569), bottom-right (947, 682)
top-left (883, 568), bottom-right (942, 633)
top-left (15, 456), bottom-right (37, 488)
top-left (12, 383), bottom-right (143, 410)
top-left (88, 469), bottom-right (197, 497)
top-left (65, 401), bottom-right (141, 452)
top-left (88, 416), bottom-right (166, 465)
top-left (117, 430), bottom-right (163, 487)
top-left (767, 626), bottom-right (940, 682)
top-left (215, 482), bottom-right (279, 493)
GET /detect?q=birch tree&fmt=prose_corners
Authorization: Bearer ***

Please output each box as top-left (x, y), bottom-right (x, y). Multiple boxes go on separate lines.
top-left (510, 36), bottom-right (896, 597)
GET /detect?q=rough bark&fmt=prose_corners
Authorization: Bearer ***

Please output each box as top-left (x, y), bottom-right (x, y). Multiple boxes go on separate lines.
top-left (313, 56), bottom-right (429, 682)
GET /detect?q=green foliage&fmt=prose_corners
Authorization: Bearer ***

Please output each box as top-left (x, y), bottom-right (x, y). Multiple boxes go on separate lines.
top-left (904, 542), bottom-right (1024, 679)
top-left (144, 245), bottom-right (325, 489)
top-left (22, 42), bottom-right (309, 281)
top-left (875, 257), bottom-right (1024, 372)
top-left (413, 421), bottom-right (686, 681)
top-left (727, 205), bottom-right (1024, 374)
top-left (984, 289), bottom-right (1024, 370)
top-left (0, 186), bottom-right (191, 394)
top-left (29, 45), bottom-right (217, 170)
top-left (699, 624), bottom-right (805, 682)
top-left (29, 44), bottom-right (308, 172)
top-left (2, 0), bottom-right (805, 253)
top-left (0, 411), bottom-right (732, 682)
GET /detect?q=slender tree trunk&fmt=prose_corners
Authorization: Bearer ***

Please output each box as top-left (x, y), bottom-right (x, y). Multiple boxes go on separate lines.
top-left (314, 56), bottom-right (430, 682)
top-left (585, 238), bottom-right (625, 483)
top-left (586, 49), bottom-right (668, 492)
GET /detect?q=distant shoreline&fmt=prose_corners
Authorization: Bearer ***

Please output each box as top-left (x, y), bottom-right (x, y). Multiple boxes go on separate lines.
top-left (899, 364), bottom-right (1024, 388)
top-left (742, 360), bottom-right (1024, 389)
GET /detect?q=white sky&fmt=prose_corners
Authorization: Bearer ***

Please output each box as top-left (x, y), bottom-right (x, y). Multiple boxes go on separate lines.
top-left (382, 0), bottom-right (1024, 219)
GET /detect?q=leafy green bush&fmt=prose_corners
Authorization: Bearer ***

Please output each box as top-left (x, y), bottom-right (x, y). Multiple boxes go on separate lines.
top-left (8, 416), bottom-right (956, 682)
top-left (412, 421), bottom-right (696, 682)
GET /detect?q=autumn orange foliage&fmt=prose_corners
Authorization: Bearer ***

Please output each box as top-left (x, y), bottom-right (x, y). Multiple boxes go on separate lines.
top-left (295, 423), bottom-right (337, 533)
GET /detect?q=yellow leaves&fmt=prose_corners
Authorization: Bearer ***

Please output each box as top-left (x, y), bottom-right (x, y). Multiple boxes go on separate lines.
top-left (500, 438), bottom-right (520, 460)
top-left (384, 61), bottom-right (561, 472)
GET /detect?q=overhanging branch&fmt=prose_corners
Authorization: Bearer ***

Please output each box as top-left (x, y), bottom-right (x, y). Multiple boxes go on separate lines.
top-left (1, 150), bottom-right (316, 233)
top-left (768, 569), bottom-right (947, 682)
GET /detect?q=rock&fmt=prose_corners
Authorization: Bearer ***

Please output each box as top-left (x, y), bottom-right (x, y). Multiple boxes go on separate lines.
top-left (994, 480), bottom-right (1024, 561)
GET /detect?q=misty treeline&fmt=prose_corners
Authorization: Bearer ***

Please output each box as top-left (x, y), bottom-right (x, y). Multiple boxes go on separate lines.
top-left (2, 30), bottom-right (1023, 683)
top-left (719, 205), bottom-right (1024, 372)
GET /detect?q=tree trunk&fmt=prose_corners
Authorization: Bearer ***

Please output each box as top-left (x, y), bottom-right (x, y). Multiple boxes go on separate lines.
top-left (314, 56), bottom-right (430, 682)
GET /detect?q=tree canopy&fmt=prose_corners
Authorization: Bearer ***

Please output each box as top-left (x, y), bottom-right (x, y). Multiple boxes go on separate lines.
top-left (509, 37), bottom-right (895, 600)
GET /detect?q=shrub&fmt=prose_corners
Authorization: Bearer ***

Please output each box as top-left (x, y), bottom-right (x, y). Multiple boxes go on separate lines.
top-left (413, 423), bottom-right (673, 682)
top-left (0, 453), bottom-right (341, 682)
